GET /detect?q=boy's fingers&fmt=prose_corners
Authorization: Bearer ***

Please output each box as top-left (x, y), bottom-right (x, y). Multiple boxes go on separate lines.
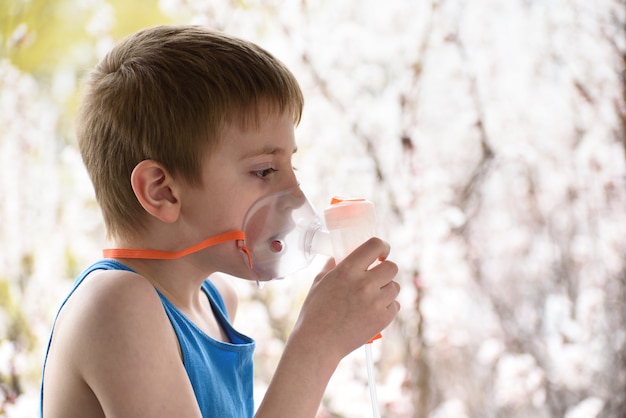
top-left (369, 259), bottom-right (399, 286)
top-left (380, 278), bottom-right (401, 301)
top-left (387, 299), bottom-right (401, 315)
top-left (342, 237), bottom-right (391, 271)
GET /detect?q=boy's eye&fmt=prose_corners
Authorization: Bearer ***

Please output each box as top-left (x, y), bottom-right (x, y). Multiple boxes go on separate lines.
top-left (253, 167), bottom-right (278, 179)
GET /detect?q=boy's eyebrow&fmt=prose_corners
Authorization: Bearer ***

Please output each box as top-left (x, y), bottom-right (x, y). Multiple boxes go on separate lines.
top-left (240, 145), bottom-right (298, 160)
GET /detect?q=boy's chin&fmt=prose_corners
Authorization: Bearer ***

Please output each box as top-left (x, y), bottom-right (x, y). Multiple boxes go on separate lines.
top-left (219, 262), bottom-right (264, 282)
top-left (220, 264), bottom-right (281, 282)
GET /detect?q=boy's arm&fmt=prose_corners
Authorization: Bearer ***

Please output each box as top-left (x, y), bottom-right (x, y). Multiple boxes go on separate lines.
top-left (52, 270), bottom-right (203, 418)
top-left (255, 238), bottom-right (401, 417)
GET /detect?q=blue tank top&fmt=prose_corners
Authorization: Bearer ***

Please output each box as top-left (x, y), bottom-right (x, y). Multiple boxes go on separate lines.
top-left (40, 259), bottom-right (256, 418)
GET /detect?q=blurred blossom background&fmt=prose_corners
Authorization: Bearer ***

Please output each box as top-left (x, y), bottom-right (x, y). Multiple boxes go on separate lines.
top-left (1, 0), bottom-right (625, 417)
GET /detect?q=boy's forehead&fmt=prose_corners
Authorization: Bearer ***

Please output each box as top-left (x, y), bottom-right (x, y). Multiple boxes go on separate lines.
top-left (215, 111), bottom-right (297, 159)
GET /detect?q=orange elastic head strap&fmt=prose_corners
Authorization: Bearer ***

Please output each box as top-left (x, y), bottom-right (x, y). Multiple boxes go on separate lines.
top-left (102, 230), bottom-right (250, 264)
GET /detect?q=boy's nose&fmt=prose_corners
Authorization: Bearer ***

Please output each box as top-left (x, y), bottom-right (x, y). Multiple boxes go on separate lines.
top-left (277, 185), bottom-right (306, 211)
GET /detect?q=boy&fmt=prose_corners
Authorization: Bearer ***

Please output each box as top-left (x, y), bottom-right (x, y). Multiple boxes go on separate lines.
top-left (41, 25), bottom-right (400, 417)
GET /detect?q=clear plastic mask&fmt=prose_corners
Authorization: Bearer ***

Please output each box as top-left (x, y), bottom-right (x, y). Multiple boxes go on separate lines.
top-left (240, 186), bottom-right (331, 281)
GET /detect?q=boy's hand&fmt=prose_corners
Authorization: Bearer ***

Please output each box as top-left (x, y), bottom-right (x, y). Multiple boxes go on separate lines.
top-left (295, 237), bottom-right (401, 361)
top-left (255, 238), bottom-right (399, 417)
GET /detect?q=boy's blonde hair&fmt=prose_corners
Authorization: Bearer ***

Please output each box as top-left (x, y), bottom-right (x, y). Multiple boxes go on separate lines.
top-left (77, 25), bottom-right (304, 240)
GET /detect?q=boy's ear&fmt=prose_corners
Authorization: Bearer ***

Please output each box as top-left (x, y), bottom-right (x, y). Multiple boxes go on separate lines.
top-left (131, 160), bottom-right (180, 224)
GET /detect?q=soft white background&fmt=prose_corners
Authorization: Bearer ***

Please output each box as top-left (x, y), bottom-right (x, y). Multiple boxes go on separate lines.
top-left (1, 0), bottom-right (625, 417)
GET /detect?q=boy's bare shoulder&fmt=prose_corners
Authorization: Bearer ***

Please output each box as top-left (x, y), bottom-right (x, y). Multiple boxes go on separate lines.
top-left (49, 268), bottom-right (175, 375)
top-left (57, 268), bottom-right (165, 336)
top-left (44, 269), bottom-right (201, 417)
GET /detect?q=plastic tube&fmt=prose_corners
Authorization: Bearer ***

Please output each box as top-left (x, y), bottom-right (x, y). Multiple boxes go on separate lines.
top-left (365, 344), bottom-right (381, 418)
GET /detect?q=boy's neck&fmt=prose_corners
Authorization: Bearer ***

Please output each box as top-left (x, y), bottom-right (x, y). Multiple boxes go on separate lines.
top-left (119, 256), bottom-right (230, 342)
top-left (121, 257), bottom-right (214, 303)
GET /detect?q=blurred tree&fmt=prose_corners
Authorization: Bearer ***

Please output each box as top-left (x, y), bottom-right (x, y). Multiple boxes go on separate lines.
top-left (1, 0), bottom-right (170, 75)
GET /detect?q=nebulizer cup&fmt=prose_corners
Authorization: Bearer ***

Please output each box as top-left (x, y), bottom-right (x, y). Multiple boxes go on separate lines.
top-left (322, 197), bottom-right (382, 418)
top-left (323, 197), bottom-right (377, 261)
